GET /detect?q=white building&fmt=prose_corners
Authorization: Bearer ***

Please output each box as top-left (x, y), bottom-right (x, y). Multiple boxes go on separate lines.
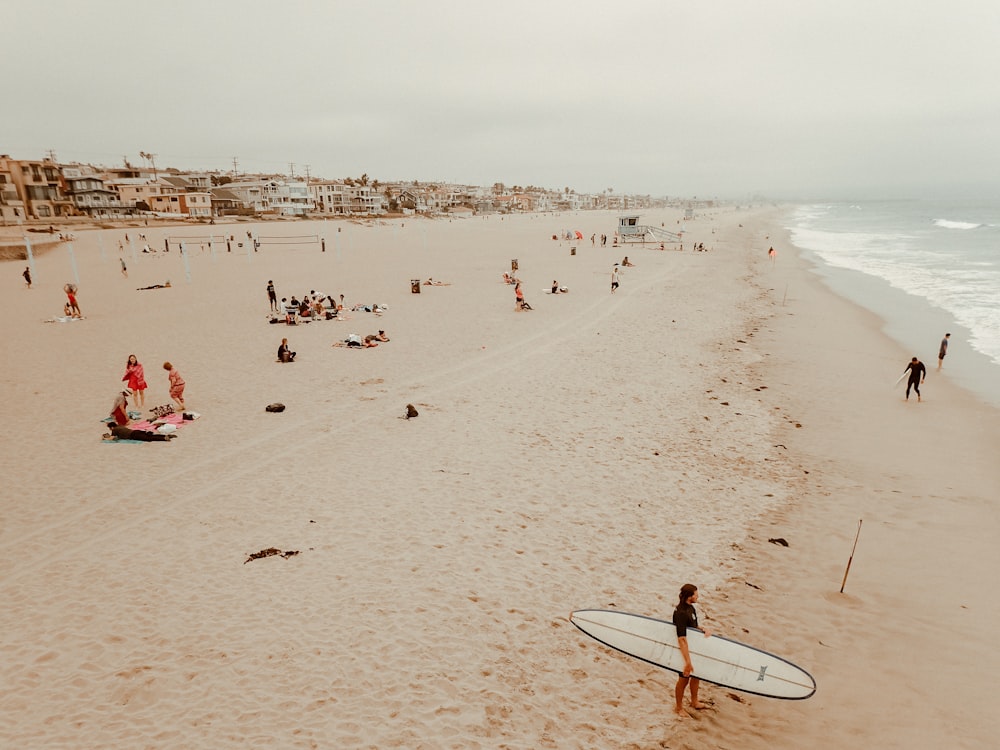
top-left (224, 179), bottom-right (314, 215)
top-left (309, 181), bottom-right (384, 216)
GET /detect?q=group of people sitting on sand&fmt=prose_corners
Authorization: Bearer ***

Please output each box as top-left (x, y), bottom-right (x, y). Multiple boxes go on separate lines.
top-left (275, 292), bottom-right (344, 324)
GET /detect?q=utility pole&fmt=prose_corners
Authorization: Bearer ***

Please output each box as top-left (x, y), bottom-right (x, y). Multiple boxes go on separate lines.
top-left (288, 162), bottom-right (295, 180)
top-left (231, 157), bottom-right (239, 176)
top-left (45, 149), bottom-right (57, 162)
top-left (303, 164), bottom-right (310, 185)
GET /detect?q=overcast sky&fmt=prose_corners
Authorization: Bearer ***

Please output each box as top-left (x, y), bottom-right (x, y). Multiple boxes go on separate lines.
top-left (4, 0), bottom-right (998, 199)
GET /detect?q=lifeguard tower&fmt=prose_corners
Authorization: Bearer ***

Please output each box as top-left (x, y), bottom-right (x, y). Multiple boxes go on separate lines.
top-left (617, 215), bottom-right (682, 244)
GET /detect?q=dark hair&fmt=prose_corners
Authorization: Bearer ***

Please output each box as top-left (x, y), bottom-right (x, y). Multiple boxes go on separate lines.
top-left (678, 584), bottom-right (698, 606)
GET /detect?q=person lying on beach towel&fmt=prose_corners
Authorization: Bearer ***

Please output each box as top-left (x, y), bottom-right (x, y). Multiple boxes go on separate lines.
top-left (103, 424), bottom-right (177, 442)
top-left (137, 282), bottom-right (172, 290)
top-left (370, 330), bottom-right (389, 342)
top-left (333, 334), bottom-right (378, 348)
top-left (351, 303), bottom-right (388, 313)
top-left (423, 278), bottom-right (451, 286)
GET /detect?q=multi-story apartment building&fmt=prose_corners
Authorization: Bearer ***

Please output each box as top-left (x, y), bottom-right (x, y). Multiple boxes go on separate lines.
top-left (0, 155), bottom-right (26, 222)
top-left (0, 156), bottom-right (72, 219)
top-left (310, 181), bottom-right (351, 215)
top-left (224, 179), bottom-right (314, 215)
top-left (63, 174), bottom-right (134, 218)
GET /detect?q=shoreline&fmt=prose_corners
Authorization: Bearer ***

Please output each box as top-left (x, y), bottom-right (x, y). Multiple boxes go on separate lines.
top-left (1, 206), bottom-right (996, 747)
top-left (687, 214), bottom-right (1000, 748)
top-left (777, 206), bottom-right (1000, 410)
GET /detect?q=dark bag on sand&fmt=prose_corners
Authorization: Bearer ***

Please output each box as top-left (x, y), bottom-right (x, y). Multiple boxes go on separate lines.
top-left (265, 403), bottom-right (286, 413)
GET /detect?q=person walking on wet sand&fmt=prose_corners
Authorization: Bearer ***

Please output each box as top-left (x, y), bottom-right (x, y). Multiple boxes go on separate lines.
top-left (673, 583), bottom-right (711, 715)
top-left (120, 257), bottom-right (128, 278)
top-left (938, 333), bottom-right (950, 371)
top-left (904, 356), bottom-right (926, 402)
top-left (23, 266), bottom-right (32, 288)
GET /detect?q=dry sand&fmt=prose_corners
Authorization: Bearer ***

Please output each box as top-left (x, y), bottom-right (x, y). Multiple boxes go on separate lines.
top-left (1, 208), bottom-right (997, 748)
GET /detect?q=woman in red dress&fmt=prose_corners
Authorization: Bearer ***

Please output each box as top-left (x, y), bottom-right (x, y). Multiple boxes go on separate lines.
top-left (122, 354), bottom-right (148, 409)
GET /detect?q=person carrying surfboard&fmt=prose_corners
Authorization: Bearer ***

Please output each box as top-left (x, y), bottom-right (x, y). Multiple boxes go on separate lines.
top-left (673, 583), bottom-right (712, 715)
top-left (903, 356), bottom-right (926, 402)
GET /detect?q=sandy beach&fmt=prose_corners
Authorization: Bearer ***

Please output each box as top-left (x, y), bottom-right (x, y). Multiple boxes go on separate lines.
top-left (2, 208), bottom-right (997, 748)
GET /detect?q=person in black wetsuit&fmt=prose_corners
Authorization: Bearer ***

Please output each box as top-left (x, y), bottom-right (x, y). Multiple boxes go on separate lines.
top-left (673, 583), bottom-right (712, 715)
top-left (904, 357), bottom-right (926, 402)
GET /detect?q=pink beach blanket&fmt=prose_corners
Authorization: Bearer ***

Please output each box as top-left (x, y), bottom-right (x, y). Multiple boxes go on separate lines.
top-left (131, 412), bottom-right (187, 432)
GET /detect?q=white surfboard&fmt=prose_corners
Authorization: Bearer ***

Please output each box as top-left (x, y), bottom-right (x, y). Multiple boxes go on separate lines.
top-left (570, 609), bottom-right (815, 700)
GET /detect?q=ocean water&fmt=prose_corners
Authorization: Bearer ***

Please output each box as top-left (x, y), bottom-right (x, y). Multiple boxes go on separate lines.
top-left (784, 199), bottom-right (1000, 407)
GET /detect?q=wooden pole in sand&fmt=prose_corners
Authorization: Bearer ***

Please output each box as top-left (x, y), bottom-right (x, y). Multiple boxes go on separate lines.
top-left (23, 234), bottom-right (35, 280)
top-left (180, 241), bottom-right (192, 284)
top-left (67, 242), bottom-right (80, 287)
top-left (840, 519), bottom-right (863, 593)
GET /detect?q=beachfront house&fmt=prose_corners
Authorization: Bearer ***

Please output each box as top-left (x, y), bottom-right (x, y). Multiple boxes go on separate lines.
top-left (396, 189), bottom-right (427, 214)
top-left (223, 179), bottom-right (314, 216)
top-left (310, 181), bottom-right (351, 216)
top-left (0, 156), bottom-right (73, 219)
top-left (210, 187), bottom-right (249, 216)
top-left (63, 174), bottom-right (134, 219)
top-left (347, 184), bottom-right (384, 216)
top-left (107, 177), bottom-right (176, 208)
top-left (147, 191), bottom-right (212, 217)
top-left (158, 172), bottom-right (214, 193)
top-left (0, 156), bottom-right (26, 223)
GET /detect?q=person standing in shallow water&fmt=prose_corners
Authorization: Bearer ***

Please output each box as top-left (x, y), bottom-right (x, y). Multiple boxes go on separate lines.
top-left (904, 356), bottom-right (926, 402)
top-left (938, 333), bottom-right (950, 371)
top-left (673, 583), bottom-right (711, 715)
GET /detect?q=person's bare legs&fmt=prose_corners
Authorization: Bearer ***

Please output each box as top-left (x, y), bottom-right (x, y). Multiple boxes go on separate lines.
top-left (135, 388), bottom-right (145, 409)
top-left (674, 676), bottom-right (689, 714)
top-left (689, 677), bottom-right (705, 709)
top-left (675, 676), bottom-right (706, 714)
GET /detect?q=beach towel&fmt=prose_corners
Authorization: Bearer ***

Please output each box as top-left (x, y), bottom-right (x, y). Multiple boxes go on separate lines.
top-left (131, 412), bottom-right (187, 432)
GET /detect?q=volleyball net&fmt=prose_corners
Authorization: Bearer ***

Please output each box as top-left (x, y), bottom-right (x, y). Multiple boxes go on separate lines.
top-left (165, 234), bottom-right (322, 251)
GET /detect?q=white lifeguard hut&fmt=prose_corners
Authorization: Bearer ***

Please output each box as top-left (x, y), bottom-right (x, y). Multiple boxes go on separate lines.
top-left (617, 215), bottom-right (682, 244)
